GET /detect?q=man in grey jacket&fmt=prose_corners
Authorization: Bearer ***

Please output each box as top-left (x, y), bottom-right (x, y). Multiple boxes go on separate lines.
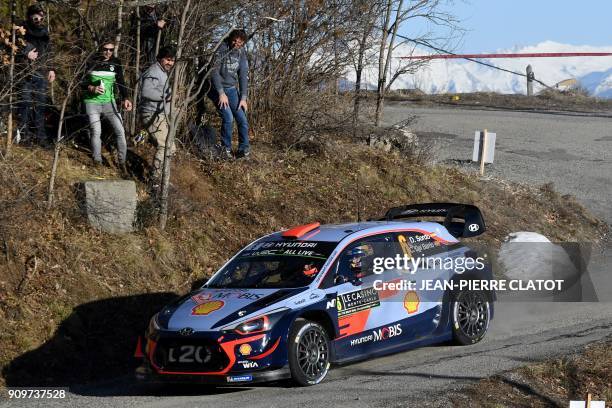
top-left (208, 29), bottom-right (249, 159)
top-left (139, 46), bottom-right (175, 183)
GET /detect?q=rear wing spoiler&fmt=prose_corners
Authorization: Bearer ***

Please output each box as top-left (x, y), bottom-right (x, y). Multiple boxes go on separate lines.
top-left (380, 203), bottom-right (486, 238)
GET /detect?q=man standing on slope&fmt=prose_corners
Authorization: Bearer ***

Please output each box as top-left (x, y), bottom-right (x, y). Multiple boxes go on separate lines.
top-left (209, 29), bottom-right (250, 159)
top-left (131, 4), bottom-right (167, 66)
top-left (83, 40), bottom-right (132, 173)
top-left (17, 4), bottom-right (56, 146)
top-left (139, 46), bottom-right (176, 187)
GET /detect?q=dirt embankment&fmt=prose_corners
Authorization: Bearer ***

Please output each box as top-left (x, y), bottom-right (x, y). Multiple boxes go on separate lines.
top-left (0, 133), bottom-right (606, 387)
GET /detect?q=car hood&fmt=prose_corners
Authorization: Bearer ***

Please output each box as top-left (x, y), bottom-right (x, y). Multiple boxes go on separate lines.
top-left (163, 287), bottom-right (305, 331)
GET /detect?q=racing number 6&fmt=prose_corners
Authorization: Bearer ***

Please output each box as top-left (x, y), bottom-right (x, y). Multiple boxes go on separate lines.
top-left (397, 235), bottom-right (413, 259)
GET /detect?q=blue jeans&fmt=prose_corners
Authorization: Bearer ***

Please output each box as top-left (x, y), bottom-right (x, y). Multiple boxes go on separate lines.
top-left (18, 74), bottom-right (49, 140)
top-left (210, 87), bottom-right (249, 152)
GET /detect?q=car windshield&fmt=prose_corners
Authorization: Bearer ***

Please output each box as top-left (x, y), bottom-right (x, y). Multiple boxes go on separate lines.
top-left (206, 241), bottom-right (337, 289)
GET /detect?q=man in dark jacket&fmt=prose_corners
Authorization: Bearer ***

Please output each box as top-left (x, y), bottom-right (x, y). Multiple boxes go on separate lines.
top-left (17, 4), bottom-right (56, 144)
top-left (131, 4), bottom-right (167, 66)
top-left (208, 29), bottom-right (250, 159)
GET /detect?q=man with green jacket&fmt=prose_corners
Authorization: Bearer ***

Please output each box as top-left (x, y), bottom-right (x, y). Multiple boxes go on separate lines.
top-left (83, 41), bottom-right (133, 172)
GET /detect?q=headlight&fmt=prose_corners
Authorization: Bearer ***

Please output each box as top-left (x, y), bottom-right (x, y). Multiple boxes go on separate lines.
top-left (222, 308), bottom-right (288, 335)
top-left (235, 315), bottom-right (270, 335)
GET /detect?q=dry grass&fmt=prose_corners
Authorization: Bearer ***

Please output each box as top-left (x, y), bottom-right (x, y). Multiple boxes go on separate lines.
top-left (384, 91), bottom-right (612, 113)
top-left (447, 340), bottom-right (612, 407)
top-left (0, 131), bottom-right (607, 387)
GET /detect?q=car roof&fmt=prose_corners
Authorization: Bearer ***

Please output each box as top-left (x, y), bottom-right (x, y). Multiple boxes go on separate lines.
top-left (265, 220), bottom-right (455, 243)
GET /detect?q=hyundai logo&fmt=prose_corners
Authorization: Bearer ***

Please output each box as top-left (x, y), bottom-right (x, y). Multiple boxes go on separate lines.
top-left (468, 223), bottom-right (480, 232)
top-left (179, 327), bottom-right (194, 336)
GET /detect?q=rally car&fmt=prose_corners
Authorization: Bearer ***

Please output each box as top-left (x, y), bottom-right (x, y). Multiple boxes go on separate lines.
top-left (135, 203), bottom-right (494, 386)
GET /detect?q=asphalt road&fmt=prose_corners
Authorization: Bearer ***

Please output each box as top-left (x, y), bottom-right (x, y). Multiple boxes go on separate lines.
top-left (2, 104), bottom-right (611, 408)
top-left (2, 304), bottom-right (611, 408)
top-left (383, 103), bottom-right (612, 224)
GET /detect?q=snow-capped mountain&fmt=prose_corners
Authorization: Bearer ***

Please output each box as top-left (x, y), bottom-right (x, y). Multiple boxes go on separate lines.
top-left (349, 41), bottom-right (612, 98)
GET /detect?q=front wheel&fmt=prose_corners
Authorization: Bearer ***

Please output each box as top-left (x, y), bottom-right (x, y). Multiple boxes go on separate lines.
top-left (288, 319), bottom-right (330, 386)
top-left (451, 290), bottom-right (490, 345)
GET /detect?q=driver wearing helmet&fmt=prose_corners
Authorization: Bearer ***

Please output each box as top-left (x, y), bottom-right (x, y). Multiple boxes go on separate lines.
top-left (346, 243), bottom-right (374, 279)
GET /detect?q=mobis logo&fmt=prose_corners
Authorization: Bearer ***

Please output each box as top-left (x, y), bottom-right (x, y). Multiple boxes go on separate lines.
top-left (373, 324), bottom-right (402, 341)
top-left (351, 324), bottom-right (403, 346)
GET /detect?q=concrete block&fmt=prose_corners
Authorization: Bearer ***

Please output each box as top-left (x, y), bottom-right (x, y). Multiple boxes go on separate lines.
top-left (83, 180), bottom-right (137, 234)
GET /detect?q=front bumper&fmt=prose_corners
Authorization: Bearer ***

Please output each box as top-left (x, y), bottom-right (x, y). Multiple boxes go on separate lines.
top-left (136, 362), bottom-right (291, 385)
top-left (136, 329), bottom-right (287, 384)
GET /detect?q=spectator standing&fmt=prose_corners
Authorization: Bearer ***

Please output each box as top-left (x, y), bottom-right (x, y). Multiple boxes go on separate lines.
top-left (133, 4), bottom-right (167, 66)
top-left (139, 46), bottom-right (176, 185)
top-left (17, 4), bottom-right (56, 145)
top-left (208, 29), bottom-right (250, 159)
top-left (82, 41), bottom-right (132, 172)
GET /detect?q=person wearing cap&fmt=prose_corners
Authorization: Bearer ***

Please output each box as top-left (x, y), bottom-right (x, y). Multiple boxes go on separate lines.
top-left (17, 4), bottom-right (56, 145)
top-left (208, 29), bottom-right (250, 159)
top-left (139, 46), bottom-right (176, 185)
top-left (82, 40), bottom-right (132, 173)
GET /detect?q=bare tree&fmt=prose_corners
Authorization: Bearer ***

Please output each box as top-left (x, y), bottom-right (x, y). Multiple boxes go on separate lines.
top-left (3, 0), bottom-right (18, 156)
top-left (374, 0), bottom-right (393, 127)
top-left (158, 0), bottom-right (194, 229)
top-left (114, 0), bottom-right (125, 58)
top-left (155, 0), bottom-right (238, 229)
top-left (130, 5), bottom-right (142, 135)
top-left (351, 0), bottom-right (383, 132)
top-left (47, 50), bottom-right (95, 208)
top-left (247, 0), bottom-right (367, 134)
top-left (385, 41), bottom-right (426, 92)
top-left (374, 0), bottom-right (461, 126)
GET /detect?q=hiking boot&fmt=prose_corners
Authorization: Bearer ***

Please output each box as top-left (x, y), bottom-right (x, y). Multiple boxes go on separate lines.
top-left (119, 162), bottom-right (129, 178)
top-left (219, 148), bottom-right (234, 161)
top-left (235, 149), bottom-right (250, 160)
top-left (91, 159), bottom-right (104, 178)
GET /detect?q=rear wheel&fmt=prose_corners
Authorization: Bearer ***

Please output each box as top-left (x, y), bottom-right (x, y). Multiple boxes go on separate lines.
top-left (451, 290), bottom-right (490, 345)
top-left (288, 319), bottom-right (330, 386)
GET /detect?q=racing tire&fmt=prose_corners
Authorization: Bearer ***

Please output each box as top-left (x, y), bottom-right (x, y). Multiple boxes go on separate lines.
top-left (288, 319), bottom-right (330, 386)
top-left (451, 289), bottom-right (490, 345)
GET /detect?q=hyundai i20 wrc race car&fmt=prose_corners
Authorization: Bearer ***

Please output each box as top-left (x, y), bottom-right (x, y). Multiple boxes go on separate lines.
top-left (135, 203), bottom-right (495, 386)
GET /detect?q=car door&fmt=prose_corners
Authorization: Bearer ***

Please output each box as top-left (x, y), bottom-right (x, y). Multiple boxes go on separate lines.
top-left (325, 233), bottom-right (405, 360)
top-left (388, 230), bottom-right (450, 340)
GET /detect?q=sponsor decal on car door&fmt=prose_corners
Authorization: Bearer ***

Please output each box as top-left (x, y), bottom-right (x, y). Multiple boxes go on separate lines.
top-left (331, 234), bottom-right (411, 358)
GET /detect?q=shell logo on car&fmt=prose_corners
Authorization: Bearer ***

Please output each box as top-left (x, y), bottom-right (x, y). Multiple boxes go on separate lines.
top-left (403, 291), bottom-right (419, 314)
top-left (191, 300), bottom-right (225, 316)
top-left (239, 344), bottom-right (252, 356)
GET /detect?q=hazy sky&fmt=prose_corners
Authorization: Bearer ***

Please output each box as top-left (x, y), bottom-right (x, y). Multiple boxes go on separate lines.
top-left (401, 0), bottom-right (612, 53)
